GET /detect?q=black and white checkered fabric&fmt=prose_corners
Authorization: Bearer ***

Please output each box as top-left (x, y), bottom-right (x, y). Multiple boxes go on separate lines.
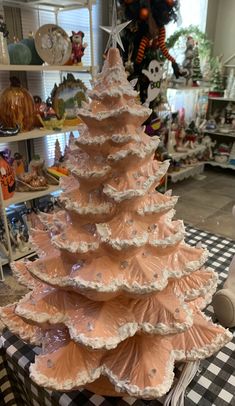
top-left (0, 226), bottom-right (235, 406)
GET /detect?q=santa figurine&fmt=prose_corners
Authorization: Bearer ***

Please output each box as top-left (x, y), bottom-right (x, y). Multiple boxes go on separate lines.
top-left (70, 31), bottom-right (88, 65)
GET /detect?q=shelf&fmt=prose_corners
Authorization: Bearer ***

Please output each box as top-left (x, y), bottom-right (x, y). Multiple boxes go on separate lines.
top-left (0, 126), bottom-right (79, 143)
top-left (167, 163), bottom-right (205, 183)
top-left (168, 86), bottom-right (209, 91)
top-left (0, 64), bottom-right (93, 72)
top-left (170, 145), bottom-right (207, 162)
top-left (203, 129), bottom-right (235, 139)
top-left (3, 185), bottom-right (61, 208)
top-left (0, 246), bottom-right (36, 266)
top-left (209, 96), bottom-right (235, 102)
top-left (205, 161), bottom-right (235, 170)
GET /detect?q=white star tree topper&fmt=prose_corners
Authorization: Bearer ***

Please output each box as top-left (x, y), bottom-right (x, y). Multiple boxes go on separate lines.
top-left (100, 0), bottom-right (131, 52)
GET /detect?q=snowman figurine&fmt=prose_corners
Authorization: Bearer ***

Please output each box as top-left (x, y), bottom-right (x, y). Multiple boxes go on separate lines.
top-left (142, 60), bottom-right (163, 106)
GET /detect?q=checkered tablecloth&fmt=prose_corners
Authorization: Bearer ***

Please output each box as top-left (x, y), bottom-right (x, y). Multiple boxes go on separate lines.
top-left (0, 226), bottom-right (235, 406)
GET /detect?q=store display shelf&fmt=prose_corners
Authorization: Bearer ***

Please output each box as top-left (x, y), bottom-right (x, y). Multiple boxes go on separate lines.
top-left (3, 185), bottom-right (61, 208)
top-left (0, 126), bottom-right (79, 143)
top-left (170, 145), bottom-right (207, 162)
top-left (0, 246), bottom-right (36, 266)
top-left (208, 96), bottom-right (235, 102)
top-left (0, 64), bottom-right (93, 73)
top-left (205, 161), bottom-right (235, 170)
top-left (168, 162), bottom-right (205, 183)
top-left (203, 129), bottom-right (235, 138)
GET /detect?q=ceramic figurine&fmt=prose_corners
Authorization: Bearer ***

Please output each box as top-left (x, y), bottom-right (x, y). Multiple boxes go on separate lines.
top-left (142, 60), bottom-right (163, 106)
top-left (70, 31), bottom-right (87, 65)
top-left (0, 153), bottom-right (15, 200)
top-left (0, 123), bottom-right (20, 136)
top-left (0, 77), bottom-right (34, 132)
top-left (167, 123), bottom-right (177, 154)
top-left (0, 47), bottom-right (232, 401)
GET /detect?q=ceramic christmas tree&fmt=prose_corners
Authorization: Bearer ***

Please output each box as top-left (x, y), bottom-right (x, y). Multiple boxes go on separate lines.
top-left (0, 48), bottom-right (232, 399)
top-left (192, 44), bottom-right (203, 86)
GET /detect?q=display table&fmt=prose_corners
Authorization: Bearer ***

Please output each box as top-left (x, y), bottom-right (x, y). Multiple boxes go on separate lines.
top-left (1, 226), bottom-right (235, 406)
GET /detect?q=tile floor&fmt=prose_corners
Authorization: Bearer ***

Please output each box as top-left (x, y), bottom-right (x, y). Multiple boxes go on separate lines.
top-left (0, 167), bottom-right (234, 309)
top-left (172, 167), bottom-right (235, 240)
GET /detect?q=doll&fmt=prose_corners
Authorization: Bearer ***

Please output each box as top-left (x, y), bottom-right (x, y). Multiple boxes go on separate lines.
top-left (70, 31), bottom-right (88, 65)
top-left (120, 0), bottom-right (184, 78)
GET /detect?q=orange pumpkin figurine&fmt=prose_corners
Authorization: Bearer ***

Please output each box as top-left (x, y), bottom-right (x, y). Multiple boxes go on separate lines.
top-left (0, 153), bottom-right (15, 200)
top-left (0, 76), bottom-right (35, 132)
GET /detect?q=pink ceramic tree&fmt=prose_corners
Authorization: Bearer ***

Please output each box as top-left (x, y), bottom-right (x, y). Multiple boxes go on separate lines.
top-left (0, 48), bottom-right (232, 399)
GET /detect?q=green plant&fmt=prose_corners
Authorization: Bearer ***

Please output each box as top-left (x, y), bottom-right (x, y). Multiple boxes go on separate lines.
top-left (166, 25), bottom-right (212, 59)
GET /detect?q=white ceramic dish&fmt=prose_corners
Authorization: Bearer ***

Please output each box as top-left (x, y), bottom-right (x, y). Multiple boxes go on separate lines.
top-left (35, 24), bottom-right (72, 66)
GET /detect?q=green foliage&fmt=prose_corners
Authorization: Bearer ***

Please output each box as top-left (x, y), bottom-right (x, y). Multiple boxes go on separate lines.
top-left (166, 25), bottom-right (212, 59)
top-left (57, 99), bottom-right (65, 118)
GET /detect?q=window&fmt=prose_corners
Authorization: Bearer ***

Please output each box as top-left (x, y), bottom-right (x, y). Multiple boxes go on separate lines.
top-left (166, 0), bottom-right (209, 38)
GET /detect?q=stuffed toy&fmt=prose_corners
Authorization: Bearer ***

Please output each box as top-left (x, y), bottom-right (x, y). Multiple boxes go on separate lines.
top-left (70, 31), bottom-right (87, 65)
top-left (212, 206), bottom-right (235, 328)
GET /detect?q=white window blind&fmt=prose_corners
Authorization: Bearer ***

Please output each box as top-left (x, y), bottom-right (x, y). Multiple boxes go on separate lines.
top-left (33, 131), bottom-right (73, 167)
top-left (20, 2), bottom-right (100, 167)
top-left (0, 142), bottom-right (19, 155)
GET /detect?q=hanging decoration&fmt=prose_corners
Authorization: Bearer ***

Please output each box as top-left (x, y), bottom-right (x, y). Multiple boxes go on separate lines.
top-left (142, 60), bottom-right (163, 106)
top-left (119, 0), bottom-right (186, 106)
